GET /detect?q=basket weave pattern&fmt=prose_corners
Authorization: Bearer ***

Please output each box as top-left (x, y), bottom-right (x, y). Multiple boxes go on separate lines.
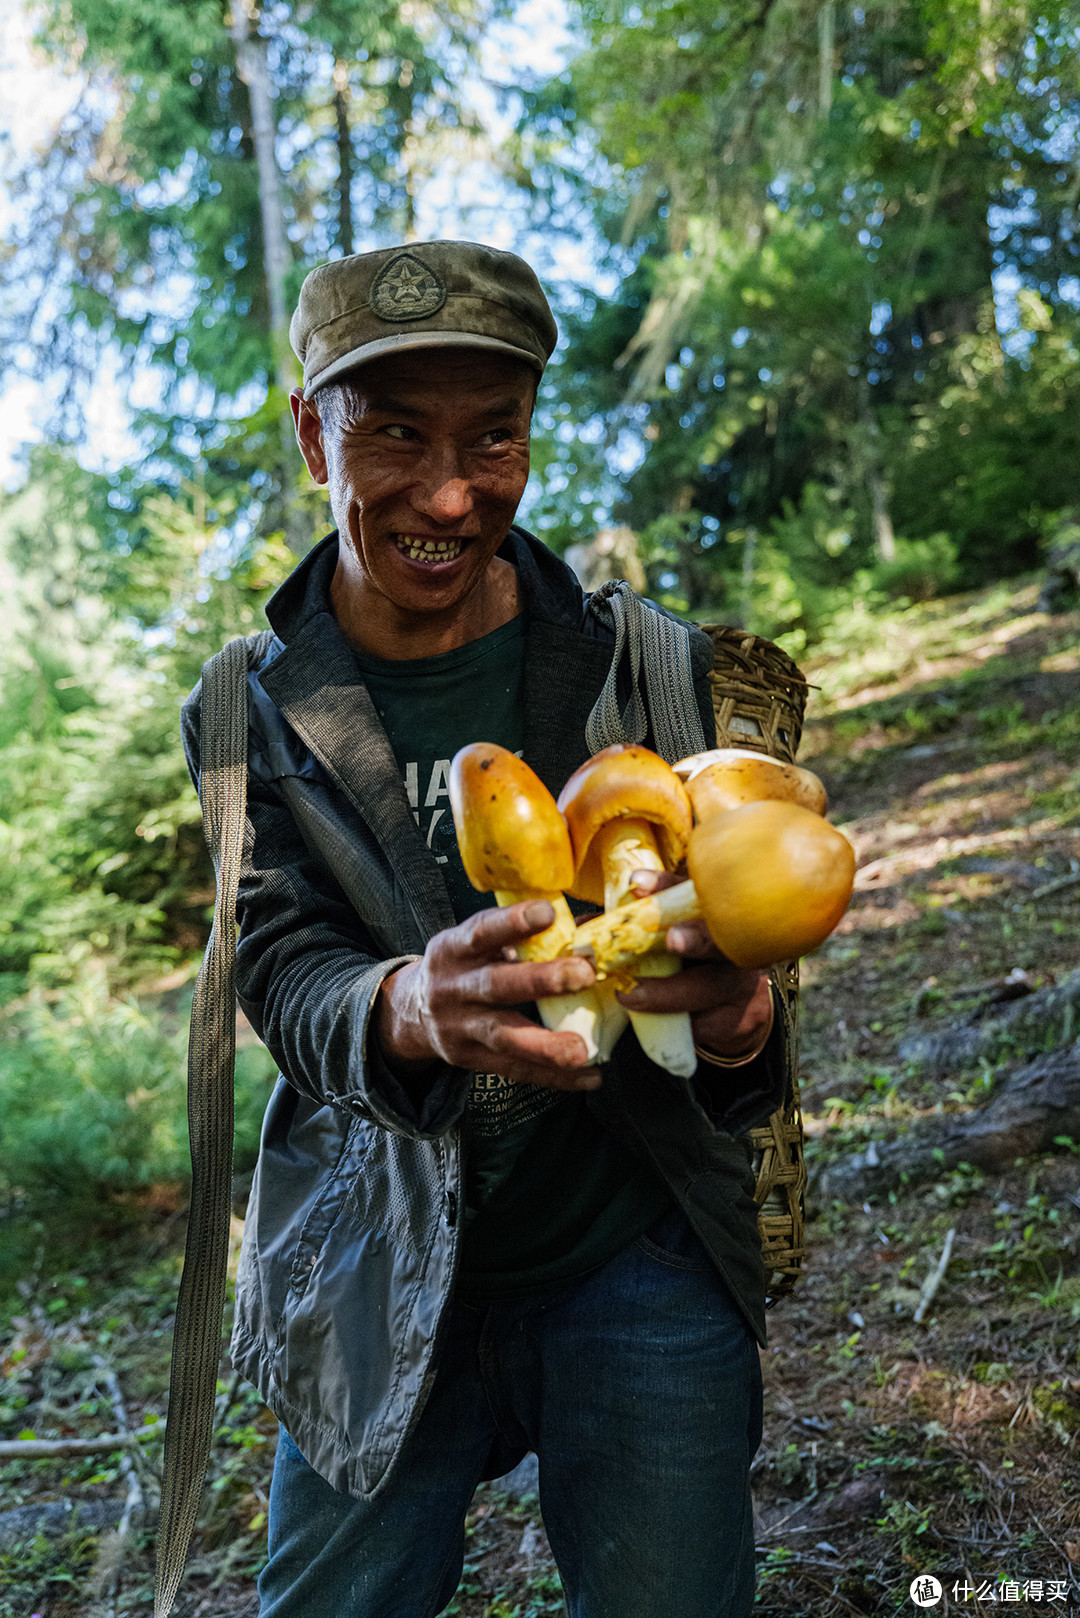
top-left (701, 625), bottom-right (810, 1302)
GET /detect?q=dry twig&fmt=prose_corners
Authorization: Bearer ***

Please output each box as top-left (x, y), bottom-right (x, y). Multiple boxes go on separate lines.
top-left (913, 1227), bottom-right (956, 1323)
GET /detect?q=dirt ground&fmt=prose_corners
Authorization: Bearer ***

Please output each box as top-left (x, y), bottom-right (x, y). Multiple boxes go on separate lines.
top-left (2, 580), bottom-right (1078, 1616)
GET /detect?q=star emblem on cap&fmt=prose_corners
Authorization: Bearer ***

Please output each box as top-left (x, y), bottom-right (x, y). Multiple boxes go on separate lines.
top-left (370, 253), bottom-right (447, 321)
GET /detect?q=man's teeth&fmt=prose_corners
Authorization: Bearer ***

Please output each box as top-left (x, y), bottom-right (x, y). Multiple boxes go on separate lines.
top-left (395, 535), bottom-right (464, 564)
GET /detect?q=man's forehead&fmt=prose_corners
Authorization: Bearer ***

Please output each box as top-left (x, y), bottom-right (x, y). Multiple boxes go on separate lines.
top-left (317, 351), bottom-right (536, 419)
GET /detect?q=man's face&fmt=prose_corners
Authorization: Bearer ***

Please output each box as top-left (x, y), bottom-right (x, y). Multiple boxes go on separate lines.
top-left (292, 348), bottom-right (534, 629)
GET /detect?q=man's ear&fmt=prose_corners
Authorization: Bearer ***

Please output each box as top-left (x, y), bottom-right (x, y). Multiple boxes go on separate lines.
top-left (290, 387), bottom-right (328, 485)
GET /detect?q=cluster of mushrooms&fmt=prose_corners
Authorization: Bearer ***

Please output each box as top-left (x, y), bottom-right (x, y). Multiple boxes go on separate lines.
top-left (448, 741), bottom-right (856, 1079)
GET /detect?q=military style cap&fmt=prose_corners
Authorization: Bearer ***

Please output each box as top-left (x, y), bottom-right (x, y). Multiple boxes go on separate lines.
top-left (290, 240), bottom-right (559, 397)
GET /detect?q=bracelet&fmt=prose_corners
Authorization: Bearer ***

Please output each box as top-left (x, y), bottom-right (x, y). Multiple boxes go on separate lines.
top-left (693, 996), bottom-right (775, 1070)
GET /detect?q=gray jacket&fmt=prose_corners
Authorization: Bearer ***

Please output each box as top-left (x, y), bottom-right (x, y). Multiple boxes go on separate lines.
top-left (181, 528), bottom-right (787, 1500)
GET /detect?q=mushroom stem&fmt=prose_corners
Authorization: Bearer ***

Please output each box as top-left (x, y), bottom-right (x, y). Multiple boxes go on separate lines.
top-left (569, 880), bottom-right (698, 976)
top-left (594, 820), bottom-right (663, 911)
top-left (493, 889), bottom-right (575, 959)
top-left (493, 889), bottom-right (602, 1061)
top-left (592, 820), bottom-right (696, 1079)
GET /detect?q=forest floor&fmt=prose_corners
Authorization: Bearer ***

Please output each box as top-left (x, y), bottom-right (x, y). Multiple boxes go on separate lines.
top-left (2, 578), bottom-right (1079, 1617)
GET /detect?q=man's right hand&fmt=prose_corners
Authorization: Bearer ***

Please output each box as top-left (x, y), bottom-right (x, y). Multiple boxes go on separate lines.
top-left (375, 900), bottom-right (601, 1091)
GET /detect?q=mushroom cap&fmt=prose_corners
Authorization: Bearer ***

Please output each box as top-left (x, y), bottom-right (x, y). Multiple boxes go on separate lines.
top-left (686, 799), bottom-right (855, 969)
top-left (557, 743), bottom-right (693, 904)
top-left (449, 743), bottom-right (575, 894)
top-left (674, 748), bottom-right (828, 821)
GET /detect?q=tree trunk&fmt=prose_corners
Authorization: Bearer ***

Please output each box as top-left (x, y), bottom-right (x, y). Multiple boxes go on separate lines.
top-left (230, 1), bottom-right (310, 552)
top-left (230, 0), bottom-right (292, 392)
top-left (815, 1043), bottom-right (1080, 1201)
top-left (856, 379), bottom-right (896, 562)
top-left (817, 2), bottom-right (834, 119)
top-left (740, 525), bottom-right (757, 627)
top-left (334, 60), bottom-right (355, 258)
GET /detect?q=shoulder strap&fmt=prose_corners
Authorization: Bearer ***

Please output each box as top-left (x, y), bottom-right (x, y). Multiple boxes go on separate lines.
top-left (584, 580), bottom-right (707, 763)
top-left (154, 630), bottom-right (273, 1618)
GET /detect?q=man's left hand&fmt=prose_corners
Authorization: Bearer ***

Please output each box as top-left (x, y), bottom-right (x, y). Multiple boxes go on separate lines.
top-left (615, 871), bottom-right (773, 1062)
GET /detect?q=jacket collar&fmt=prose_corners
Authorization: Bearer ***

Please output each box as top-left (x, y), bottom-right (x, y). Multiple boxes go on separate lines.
top-left (258, 527), bottom-right (617, 937)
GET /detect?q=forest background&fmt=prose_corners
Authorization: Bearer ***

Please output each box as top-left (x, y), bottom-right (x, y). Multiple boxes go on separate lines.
top-left (0, 3), bottom-right (1078, 1609)
top-left (2, 0), bottom-right (1078, 1075)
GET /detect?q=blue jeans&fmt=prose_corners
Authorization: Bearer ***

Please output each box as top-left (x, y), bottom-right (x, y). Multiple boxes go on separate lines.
top-left (258, 1206), bottom-right (763, 1618)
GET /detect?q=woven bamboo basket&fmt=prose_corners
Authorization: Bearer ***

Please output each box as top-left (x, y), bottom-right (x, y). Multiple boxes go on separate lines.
top-left (700, 624), bottom-right (811, 1302)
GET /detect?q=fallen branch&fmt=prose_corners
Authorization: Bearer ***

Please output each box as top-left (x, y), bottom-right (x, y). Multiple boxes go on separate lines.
top-left (1031, 870), bottom-right (1080, 903)
top-left (0, 1499), bottom-right (124, 1551)
top-left (0, 1425), bottom-right (161, 1459)
top-left (93, 1353), bottom-right (145, 1543)
top-left (899, 969), bottom-right (1080, 1075)
top-left (913, 1227), bottom-right (956, 1324)
top-left (817, 1043), bottom-right (1080, 1200)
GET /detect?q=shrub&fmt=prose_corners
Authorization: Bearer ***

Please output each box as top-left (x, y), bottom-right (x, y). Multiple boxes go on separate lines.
top-left (0, 979), bottom-right (272, 1212)
top-left (870, 534), bottom-right (960, 603)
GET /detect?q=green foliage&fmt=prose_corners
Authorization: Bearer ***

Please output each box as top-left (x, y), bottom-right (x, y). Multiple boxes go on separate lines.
top-left (0, 984), bottom-right (190, 1204)
top-left (0, 978), bottom-right (273, 1212)
top-left (870, 534), bottom-right (960, 604)
top-left (528, 0), bottom-right (1080, 634)
top-left (16, 0), bottom-right (494, 412)
top-left (0, 447), bottom-right (293, 993)
top-left (0, 1522), bottom-right (100, 1618)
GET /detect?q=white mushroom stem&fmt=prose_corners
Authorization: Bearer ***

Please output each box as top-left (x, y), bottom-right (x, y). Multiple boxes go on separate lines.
top-left (593, 978), bottom-right (630, 1062)
top-left (592, 819), bottom-right (697, 1080)
top-left (494, 888), bottom-right (602, 1062)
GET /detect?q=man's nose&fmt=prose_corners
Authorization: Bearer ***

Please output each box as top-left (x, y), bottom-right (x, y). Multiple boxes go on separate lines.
top-left (414, 448), bottom-right (475, 523)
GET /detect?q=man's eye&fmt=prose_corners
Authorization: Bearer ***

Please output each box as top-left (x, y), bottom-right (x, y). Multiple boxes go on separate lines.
top-left (480, 428), bottom-right (512, 446)
top-left (384, 424), bottom-right (418, 441)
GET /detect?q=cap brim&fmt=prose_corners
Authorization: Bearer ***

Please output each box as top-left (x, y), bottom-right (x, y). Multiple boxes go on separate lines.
top-left (305, 330), bottom-right (544, 398)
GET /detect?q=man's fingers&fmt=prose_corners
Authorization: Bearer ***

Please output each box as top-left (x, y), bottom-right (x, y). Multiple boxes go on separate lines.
top-left (502, 1062), bottom-right (601, 1091)
top-left (618, 961), bottom-right (754, 1015)
top-left (458, 1011), bottom-right (601, 1089)
top-left (451, 954), bottom-right (595, 1007)
top-left (665, 919), bottom-right (724, 959)
top-left (448, 899), bottom-right (559, 959)
top-left (628, 868), bottom-right (678, 897)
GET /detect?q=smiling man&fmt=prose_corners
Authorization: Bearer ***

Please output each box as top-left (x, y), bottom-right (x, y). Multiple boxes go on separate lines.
top-left (185, 241), bottom-right (788, 1618)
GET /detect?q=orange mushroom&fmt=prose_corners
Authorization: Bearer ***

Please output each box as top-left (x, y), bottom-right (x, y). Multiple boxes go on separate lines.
top-left (567, 799), bottom-right (856, 976)
top-left (557, 745), bottom-right (696, 1076)
top-left (674, 748), bottom-right (828, 821)
top-left (449, 743), bottom-right (602, 1059)
top-left (558, 745), bottom-right (692, 909)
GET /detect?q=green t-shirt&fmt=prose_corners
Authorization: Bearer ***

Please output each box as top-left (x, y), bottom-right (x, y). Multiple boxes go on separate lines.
top-left (352, 616), bottom-right (671, 1302)
top-left (353, 615), bottom-right (528, 925)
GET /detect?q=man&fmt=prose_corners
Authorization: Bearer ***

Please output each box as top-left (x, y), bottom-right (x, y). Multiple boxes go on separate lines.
top-left (183, 241), bottom-right (788, 1618)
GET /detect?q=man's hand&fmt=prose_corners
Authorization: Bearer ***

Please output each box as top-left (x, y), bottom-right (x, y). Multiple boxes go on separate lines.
top-left (615, 871), bottom-right (773, 1061)
top-left (376, 901), bottom-right (601, 1091)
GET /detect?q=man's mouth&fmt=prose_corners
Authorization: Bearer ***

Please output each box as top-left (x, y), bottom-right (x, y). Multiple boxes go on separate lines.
top-left (393, 534), bottom-right (466, 565)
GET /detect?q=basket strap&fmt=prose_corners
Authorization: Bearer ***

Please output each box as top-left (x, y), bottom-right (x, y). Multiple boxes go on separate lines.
top-left (154, 631), bottom-right (271, 1618)
top-left (585, 581), bottom-right (707, 762)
